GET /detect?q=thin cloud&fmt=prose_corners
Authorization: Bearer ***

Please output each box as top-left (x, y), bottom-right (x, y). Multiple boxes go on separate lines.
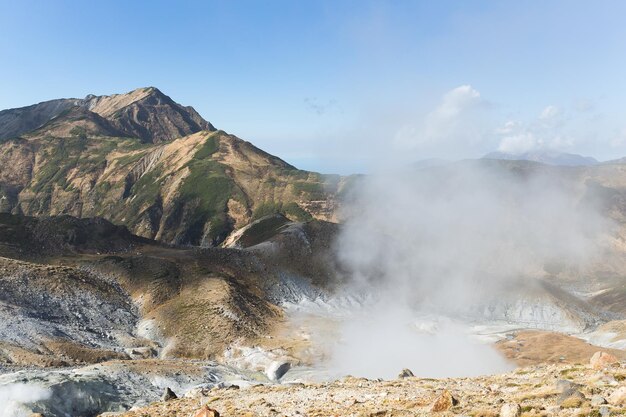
top-left (393, 85), bottom-right (487, 155)
top-left (539, 105), bottom-right (560, 120)
top-left (304, 97), bottom-right (338, 116)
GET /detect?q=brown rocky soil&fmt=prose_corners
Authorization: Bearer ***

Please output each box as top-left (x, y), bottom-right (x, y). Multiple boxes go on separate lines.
top-left (496, 331), bottom-right (626, 367)
top-left (117, 358), bottom-right (626, 417)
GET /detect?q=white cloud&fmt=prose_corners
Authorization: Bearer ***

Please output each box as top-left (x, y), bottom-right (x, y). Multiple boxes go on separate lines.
top-left (495, 120), bottom-right (520, 135)
top-left (539, 105), bottom-right (560, 120)
top-left (383, 87), bottom-right (604, 162)
top-left (393, 85), bottom-right (485, 153)
top-left (431, 85), bottom-right (481, 121)
top-left (496, 105), bottom-right (575, 155)
top-left (498, 132), bottom-right (542, 154)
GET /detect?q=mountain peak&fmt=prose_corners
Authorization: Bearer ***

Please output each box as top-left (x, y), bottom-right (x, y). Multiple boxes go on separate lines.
top-left (0, 87), bottom-right (215, 143)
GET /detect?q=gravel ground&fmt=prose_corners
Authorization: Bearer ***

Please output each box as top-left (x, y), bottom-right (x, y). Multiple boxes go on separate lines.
top-left (118, 360), bottom-right (626, 417)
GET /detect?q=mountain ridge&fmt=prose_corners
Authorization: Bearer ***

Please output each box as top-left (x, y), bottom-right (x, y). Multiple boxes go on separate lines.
top-left (0, 87), bottom-right (344, 246)
top-left (0, 86), bottom-right (215, 143)
top-left (483, 150), bottom-right (599, 166)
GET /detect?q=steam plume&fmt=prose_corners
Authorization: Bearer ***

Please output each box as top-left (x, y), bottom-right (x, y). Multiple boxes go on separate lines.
top-left (0, 383), bottom-right (51, 417)
top-left (326, 160), bottom-right (609, 378)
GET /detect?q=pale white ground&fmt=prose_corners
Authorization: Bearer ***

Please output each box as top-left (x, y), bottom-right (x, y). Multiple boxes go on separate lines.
top-left (2, 282), bottom-right (623, 416)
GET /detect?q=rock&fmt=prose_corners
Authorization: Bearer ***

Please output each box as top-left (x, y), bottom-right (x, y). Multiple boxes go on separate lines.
top-left (557, 387), bottom-right (585, 404)
top-left (560, 396), bottom-right (583, 408)
top-left (608, 386), bottom-right (626, 405)
top-left (591, 395), bottom-right (607, 406)
top-left (599, 405), bottom-right (610, 417)
top-left (161, 387), bottom-right (177, 401)
top-left (398, 368), bottom-right (414, 378)
top-left (124, 347), bottom-right (156, 359)
top-left (590, 351), bottom-right (619, 370)
top-left (499, 403), bottom-right (521, 417)
top-left (265, 361), bottom-right (291, 381)
top-left (555, 379), bottom-right (581, 393)
top-left (192, 406), bottom-right (220, 417)
top-left (430, 390), bottom-right (458, 412)
top-left (545, 406), bottom-right (560, 415)
top-left (29, 414), bottom-right (45, 417)
top-left (184, 386), bottom-right (212, 398)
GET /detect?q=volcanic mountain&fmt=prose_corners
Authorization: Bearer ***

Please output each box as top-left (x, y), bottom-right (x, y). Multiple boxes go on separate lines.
top-left (0, 87), bottom-right (213, 143)
top-left (0, 87), bottom-right (346, 246)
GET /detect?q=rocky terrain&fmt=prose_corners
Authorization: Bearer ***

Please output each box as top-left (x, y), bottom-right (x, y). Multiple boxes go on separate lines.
top-left (1, 88), bottom-right (626, 416)
top-left (0, 212), bottom-right (341, 368)
top-left (115, 356), bottom-right (626, 417)
top-left (0, 87), bottom-right (346, 246)
top-left (0, 87), bottom-right (213, 144)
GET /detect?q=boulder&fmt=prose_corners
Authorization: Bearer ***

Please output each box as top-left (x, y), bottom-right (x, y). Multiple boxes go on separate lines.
top-left (124, 347), bottom-right (156, 359)
top-left (265, 361), bottom-right (291, 381)
top-left (555, 379), bottom-right (581, 393)
top-left (590, 351), bottom-right (619, 370)
top-left (398, 368), bottom-right (414, 378)
top-left (192, 406), bottom-right (220, 417)
top-left (557, 386), bottom-right (585, 404)
top-left (499, 403), bottom-right (521, 417)
top-left (430, 390), bottom-right (458, 412)
top-left (161, 387), bottom-right (177, 401)
top-left (608, 386), bottom-right (626, 405)
top-left (591, 395), bottom-right (607, 406)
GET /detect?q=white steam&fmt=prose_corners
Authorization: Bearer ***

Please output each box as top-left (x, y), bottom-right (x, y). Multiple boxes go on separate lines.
top-left (327, 302), bottom-right (512, 379)
top-left (0, 383), bottom-right (51, 417)
top-left (326, 160), bottom-right (610, 378)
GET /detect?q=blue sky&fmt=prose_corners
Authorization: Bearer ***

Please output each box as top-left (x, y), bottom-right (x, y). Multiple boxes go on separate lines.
top-left (1, 1), bottom-right (626, 173)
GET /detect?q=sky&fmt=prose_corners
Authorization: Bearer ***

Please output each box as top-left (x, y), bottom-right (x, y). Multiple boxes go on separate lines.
top-left (1, 0), bottom-right (626, 174)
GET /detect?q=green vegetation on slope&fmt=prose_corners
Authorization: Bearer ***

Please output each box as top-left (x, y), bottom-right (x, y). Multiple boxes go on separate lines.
top-left (252, 201), bottom-right (312, 222)
top-left (171, 132), bottom-right (246, 245)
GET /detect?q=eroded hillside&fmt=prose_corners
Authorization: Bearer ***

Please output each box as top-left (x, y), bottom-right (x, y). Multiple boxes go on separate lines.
top-left (0, 87), bottom-right (348, 246)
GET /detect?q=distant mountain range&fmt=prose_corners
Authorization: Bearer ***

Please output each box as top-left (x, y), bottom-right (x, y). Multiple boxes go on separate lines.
top-left (483, 150), bottom-right (598, 166)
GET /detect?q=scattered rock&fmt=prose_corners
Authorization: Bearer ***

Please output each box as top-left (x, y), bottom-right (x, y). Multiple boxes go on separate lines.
top-left (557, 387), bottom-right (585, 404)
top-left (545, 405), bottom-right (560, 415)
top-left (161, 387), bottom-right (177, 401)
top-left (430, 390), bottom-right (458, 412)
top-left (591, 395), bottom-right (607, 406)
top-left (124, 347), bottom-right (156, 359)
top-left (398, 368), bottom-right (414, 378)
top-left (599, 405), bottom-right (610, 417)
top-left (590, 351), bottom-right (619, 370)
top-left (560, 395), bottom-right (583, 408)
top-left (555, 379), bottom-right (581, 393)
top-left (499, 402), bottom-right (521, 417)
top-left (184, 386), bottom-right (212, 398)
top-left (608, 386), bottom-right (626, 405)
top-left (265, 361), bottom-right (291, 381)
top-left (192, 406), bottom-right (220, 417)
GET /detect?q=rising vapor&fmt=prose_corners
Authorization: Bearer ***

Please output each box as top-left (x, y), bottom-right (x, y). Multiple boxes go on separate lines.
top-left (325, 160), bottom-right (611, 378)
